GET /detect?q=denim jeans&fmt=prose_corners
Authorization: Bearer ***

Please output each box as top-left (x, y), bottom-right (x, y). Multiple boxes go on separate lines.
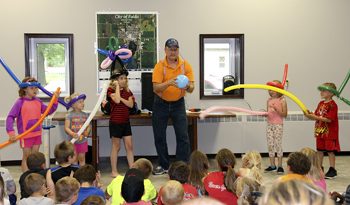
top-left (152, 95), bottom-right (190, 169)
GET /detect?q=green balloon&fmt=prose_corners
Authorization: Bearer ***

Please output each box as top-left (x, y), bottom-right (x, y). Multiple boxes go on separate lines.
top-left (317, 85), bottom-right (340, 97)
top-left (338, 69), bottom-right (350, 94)
top-left (340, 96), bottom-right (350, 106)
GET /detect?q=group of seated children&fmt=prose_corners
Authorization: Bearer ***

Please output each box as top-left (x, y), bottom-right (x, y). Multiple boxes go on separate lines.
top-left (6, 143), bottom-right (350, 205)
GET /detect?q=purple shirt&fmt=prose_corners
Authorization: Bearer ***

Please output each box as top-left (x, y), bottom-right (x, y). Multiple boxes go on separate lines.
top-left (6, 97), bottom-right (58, 138)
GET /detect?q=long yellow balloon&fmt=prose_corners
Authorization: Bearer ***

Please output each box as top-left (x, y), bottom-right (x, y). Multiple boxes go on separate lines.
top-left (224, 84), bottom-right (308, 114)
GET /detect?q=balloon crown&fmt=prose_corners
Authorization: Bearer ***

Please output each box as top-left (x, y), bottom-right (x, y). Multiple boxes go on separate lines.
top-left (317, 85), bottom-right (339, 96)
top-left (19, 82), bottom-right (41, 88)
top-left (266, 64), bottom-right (288, 90)
top-left (66, 94), bottom-right (87, 109)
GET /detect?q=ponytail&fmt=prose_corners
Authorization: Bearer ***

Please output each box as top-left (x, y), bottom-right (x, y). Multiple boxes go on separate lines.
top-left (225, 166), bottom-right (237, 193)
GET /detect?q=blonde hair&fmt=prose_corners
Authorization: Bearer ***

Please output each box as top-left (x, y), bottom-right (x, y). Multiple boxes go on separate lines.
top-left (234, 177), bottom-right (260, 205)
top-left (241, 151), bottom-right (263, 184)
top-left (64, 93), bottom-right (80, 103)
top-left (180, 197), bottom-right (224, 205)
top-left (132, 158), bottom-right (153, 179)
top-left (300, 147), bottom-right (324, 181)
top-left (269, 80), bottom-right (283, 97)
top-left (259, 179), bottom-right (333, 205)
top-left (161, 180), bottom-right (184, 205)
top-left (55, 176), bottom-right (80, 204)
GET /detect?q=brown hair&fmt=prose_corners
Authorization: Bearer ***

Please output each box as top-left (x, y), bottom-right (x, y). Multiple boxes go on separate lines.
top-left (287, 152), bottom-right (311, 175)
top-left (27, 152), bottom-right (45, 170)
top-left (19, 77), bottom-right (37, 97)
top-left (132, 158), bottom-right (153, 179)
top-left (323, 82), bottom-right (337, 90)
top-left (189, 150), bottom-right (209, 193)
top-left (300, 147), bottom-right (324, 181)
top-left (73, 164), bottom-right (97, 185)
top-left (55, 176), bottom-right (80, 204)
top-left (216, 148), bottom-right (236, 193)
top-left (168, 161), bottom-right (190, 184)
top-left (81, 195), bottom-right (105, 205)
top-left (0, 175), bottom-right (6, 203)
top-left (54, 141), bottom-right (75, 164)
top-left (24, 173), bottom-right (46, 195)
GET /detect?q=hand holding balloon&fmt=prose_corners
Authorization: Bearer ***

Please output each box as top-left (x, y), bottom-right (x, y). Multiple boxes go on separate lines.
top-left (176, 75), bottom-right (189, 89)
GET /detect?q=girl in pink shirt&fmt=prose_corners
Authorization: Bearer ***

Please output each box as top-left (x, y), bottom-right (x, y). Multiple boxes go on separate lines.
top-left (265, 80), bottom-right (288, 174)
top-left (6, 77), bottom-right (58, 171)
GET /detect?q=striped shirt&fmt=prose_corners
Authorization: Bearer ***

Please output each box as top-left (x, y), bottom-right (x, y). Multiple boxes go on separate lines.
top-left (107, 87), bottom-right (133, 124)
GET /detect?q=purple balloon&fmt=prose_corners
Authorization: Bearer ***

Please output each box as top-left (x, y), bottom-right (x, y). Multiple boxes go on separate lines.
top-left (38, 85), bottom-right (69, 109)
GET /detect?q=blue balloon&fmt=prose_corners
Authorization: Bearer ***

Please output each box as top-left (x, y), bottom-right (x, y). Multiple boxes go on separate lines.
top-left (176, 75), bottom-right (189, 89)
top-left (0, 57), bottom-right (22, 85)
top-left (0, 57), bottom-right (69, 109)
top-left (97, 48), bottom-right (109, 56)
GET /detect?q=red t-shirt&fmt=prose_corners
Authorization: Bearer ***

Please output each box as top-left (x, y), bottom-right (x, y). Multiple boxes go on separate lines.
top-left (157, 183), bottom-right (198, 205)
top-left (107, 87), bottom-right (133, 124)
top-left (314, 100), bottom-right (338, 140)
top-left (203, 171), bottom-right (238, 205)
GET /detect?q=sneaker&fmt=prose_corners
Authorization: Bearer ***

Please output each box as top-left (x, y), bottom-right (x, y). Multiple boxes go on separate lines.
top-left (277, 167), bottom-right (284, 174)
top-left (152, 166), bottom-right (168, 175)
top-left (264, 166), bottom-right (277, 172)
top-left (325, 167), bottom-right (337, 179)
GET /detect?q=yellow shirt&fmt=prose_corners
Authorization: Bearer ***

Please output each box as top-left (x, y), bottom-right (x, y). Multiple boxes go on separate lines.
top-left (152, 57), bottom-right (194, 102)
top-left (278, 173), bottom-right (312, 183)
top-left (106, 175), bottom-right (157, 205)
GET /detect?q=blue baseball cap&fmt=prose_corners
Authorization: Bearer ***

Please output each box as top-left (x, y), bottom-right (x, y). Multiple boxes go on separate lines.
top-left (165, 38), bottom-right (179, 48)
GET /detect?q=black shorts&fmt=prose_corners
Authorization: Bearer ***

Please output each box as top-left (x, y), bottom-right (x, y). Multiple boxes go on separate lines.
top-left (109, 122), bottom-right (132, 138)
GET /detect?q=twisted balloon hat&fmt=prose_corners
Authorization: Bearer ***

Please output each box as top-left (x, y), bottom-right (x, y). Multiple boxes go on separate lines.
top-left (0, 57), bottom-right (70, 109)
top-left (317, 70), bottom-right (350, 106)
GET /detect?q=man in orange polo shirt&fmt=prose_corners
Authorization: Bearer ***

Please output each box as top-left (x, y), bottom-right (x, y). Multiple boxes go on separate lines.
top-left (152, 38), bottom-right (195, 175)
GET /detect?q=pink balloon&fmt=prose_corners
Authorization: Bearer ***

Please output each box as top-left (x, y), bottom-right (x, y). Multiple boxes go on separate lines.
top-left (100, 48), bottom-right (133, 70)
top-left (199, 106), bottom-right (268, 119)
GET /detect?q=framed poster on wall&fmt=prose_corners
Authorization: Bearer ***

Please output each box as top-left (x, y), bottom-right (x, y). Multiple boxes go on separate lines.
top-left (96, 12), bottom-right (158, 95)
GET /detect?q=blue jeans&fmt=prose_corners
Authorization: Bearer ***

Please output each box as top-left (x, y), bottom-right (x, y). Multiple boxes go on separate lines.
top-left (152, 95), bottom-right (190, 169)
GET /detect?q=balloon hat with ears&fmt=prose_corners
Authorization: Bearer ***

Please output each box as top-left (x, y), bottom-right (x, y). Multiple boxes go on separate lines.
top-left (266, 64), bottom-right (288, 89)
top-left (318, 70), bottom-right (350, 106)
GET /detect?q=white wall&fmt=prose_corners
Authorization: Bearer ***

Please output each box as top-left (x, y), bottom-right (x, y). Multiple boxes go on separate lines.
top-left (1, 0), bottom-right (350, 160)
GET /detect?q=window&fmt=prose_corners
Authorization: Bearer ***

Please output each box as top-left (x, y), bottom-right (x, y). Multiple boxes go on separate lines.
top-left (200, 34), bottom-right (244, 99)
top-left (25, 34), bottom-right (74, 98)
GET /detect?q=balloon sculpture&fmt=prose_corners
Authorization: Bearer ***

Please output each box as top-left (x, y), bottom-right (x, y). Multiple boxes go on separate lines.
top-left (224, 64), bottom-right (309, 114)
top-left (199, 106), bottom-right (268, 119)
top-left (98, 48), bottom-right (133, 69)
top-left (317, 70), bottom-right (350, 106)
top-left (0, 87), bottom-right (61, 149)
top-left (266, 64), bottom-right (288, 89)
top-left (0, 57), bottom-right (70, 109)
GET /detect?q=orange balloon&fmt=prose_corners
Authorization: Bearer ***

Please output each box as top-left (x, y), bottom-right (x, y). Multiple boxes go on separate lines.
top-left (0, 87), bottom-right (60, 149)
